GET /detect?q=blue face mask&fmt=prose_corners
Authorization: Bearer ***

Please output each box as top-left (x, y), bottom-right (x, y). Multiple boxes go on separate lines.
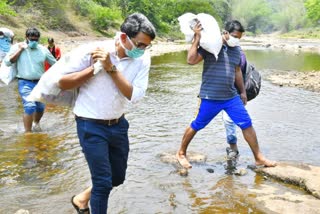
top-left (121, 36), bottom-right (145, 58)
top-left (125, 47), bottom-right (145, 58)
top-left (28, 40), bottom-right (38, 49)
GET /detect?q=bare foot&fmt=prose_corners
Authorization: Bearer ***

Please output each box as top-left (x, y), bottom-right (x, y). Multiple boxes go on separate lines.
top-left (256, 158), bottom-right (277, 167)
top-left (176, 152), bottom-right (192, 168)
top-left (72, 195), bottom-right (89, 210)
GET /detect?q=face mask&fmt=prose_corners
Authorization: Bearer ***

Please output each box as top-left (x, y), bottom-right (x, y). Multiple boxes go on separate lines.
top-left (28, 40), bottom-right (38, 49)
top-left (226, 36), bottom-right (240, 47)
top-left (120, 35), bottom-right (145, 58)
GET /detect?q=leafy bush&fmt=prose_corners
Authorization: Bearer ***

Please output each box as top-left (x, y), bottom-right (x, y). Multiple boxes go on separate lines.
top-left (0, 0), bottom-right (16, 16)
top-left (71, 0), bottom-right (122, 31)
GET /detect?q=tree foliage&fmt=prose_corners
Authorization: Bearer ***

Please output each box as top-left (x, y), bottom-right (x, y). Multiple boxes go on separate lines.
top-left (0, 0), bottom-right (319, 36)
top-left (304, 0), bottom-right (320, 23)
top-left (0, 0), bottom-right (16, 16)
top-left (231, 0), bottom-right (271, 33)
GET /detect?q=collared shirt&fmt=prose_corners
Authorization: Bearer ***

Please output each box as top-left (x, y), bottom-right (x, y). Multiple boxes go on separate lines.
top-left (4, 44), bottom-right (56, 80)
top-left (60, 40), bottom-right (150, 120)
top-left (198, 44), bottom-right (241, 100)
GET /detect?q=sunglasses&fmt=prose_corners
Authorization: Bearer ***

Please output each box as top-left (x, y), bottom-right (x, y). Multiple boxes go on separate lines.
top-left (28, 38), bottom-right (39, 42)
top-left (130, 38), bottom-right (152, 50)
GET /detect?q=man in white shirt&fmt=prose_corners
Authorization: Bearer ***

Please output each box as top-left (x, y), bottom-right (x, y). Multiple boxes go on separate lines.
top-left (58, 13), bottom-right (156, 214)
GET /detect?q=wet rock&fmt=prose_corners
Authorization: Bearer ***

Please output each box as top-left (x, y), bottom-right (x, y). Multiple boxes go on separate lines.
top-left (14, 210), bottom-right (29, 214)
top-left (234, 168), bottom-right (247, 176)
top-left (253, 162), bottom-right (320, 199)
top-left (159, 151), bottom-right (207, 165)
top-left (178, 168), bottom-right (188, 177)
top-left (242, 162), bottom-right (320, 213)
top-left (249, 184), bottom-right (320, 214)
top-left (206, 168), bottom-right (214, 173)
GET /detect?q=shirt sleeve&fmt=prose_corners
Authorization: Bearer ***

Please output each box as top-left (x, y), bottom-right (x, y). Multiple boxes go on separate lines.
top-left (240, 49), bottom-right (247, 72)
top-left (45, 48), bottom-right (57, 65)
top-left (130, 55), bottom-right (150, 103)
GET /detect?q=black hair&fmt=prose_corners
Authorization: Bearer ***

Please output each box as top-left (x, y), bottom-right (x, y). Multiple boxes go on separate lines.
top-left (26, 27), bottom-right (40, 38)
top-left (120, 13), bottom-right (156, 40)
top-left (48, 38), bottom-right (54, 43)
top-left (225, 20), bottom-right (245, 33)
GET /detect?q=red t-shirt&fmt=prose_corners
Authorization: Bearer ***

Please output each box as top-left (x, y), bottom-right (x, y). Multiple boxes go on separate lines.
top-left (44, 45), bottom-right (61, 71)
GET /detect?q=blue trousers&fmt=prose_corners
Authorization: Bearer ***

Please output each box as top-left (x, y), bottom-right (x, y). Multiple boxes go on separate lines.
top-left (18, 79), bottom-right (45, 115)
top-left (191, 96), bottom-right (252, 131)
top-left (76, 116), bottom-right (129, 214)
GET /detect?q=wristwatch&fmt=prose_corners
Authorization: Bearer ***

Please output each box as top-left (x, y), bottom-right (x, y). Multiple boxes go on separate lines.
top-left (107, 64), bottom-right (117, 74)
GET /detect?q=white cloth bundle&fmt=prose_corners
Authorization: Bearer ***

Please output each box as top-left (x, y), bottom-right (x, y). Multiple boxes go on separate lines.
top-left (178, 13), bottom-right (222, 60)
top-left (26, 50), bottom-right (102, 107)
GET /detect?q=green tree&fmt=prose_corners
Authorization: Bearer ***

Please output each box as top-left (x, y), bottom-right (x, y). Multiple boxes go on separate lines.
top-left (304, 0), bottom-right (320, 23)
top-left (270, 0), bottom-right (307, 32)
top-left (231, 0), bottom-right (271, 33)
top-left (0, 0), bottom-right (16, 16)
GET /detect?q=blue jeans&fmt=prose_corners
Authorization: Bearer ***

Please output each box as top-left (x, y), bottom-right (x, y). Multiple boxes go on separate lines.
top-left (222, 111), bottom-right (237, 144)
top-left (18, 79), bottom-right (45, 115)
top-left (76, 116), bottom-right (129, 214)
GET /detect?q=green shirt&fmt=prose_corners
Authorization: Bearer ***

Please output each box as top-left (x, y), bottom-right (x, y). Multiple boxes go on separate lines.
top-left (4, 43), bottom-right (56, 80)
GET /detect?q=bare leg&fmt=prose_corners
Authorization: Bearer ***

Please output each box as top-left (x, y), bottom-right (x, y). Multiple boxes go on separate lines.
top-left (72, 187), bottom-right (91, 209)
top-left (23, 114), bottom-right (33, 133)
top-left (33, 111), bottom-right (44, 124)
top-left (242, 126), bottom-right (276, 167)
top-left (229, 144), bottom-right (238, 152)
top-left (176, 126), bottom-right (197, 168)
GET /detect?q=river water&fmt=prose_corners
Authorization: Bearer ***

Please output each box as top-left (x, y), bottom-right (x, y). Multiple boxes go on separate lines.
top-left (0, 49), bottom-right (319, 213)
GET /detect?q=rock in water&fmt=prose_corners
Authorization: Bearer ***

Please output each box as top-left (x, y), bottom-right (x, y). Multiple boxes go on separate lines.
top-left (159, 151), bottom-right (207, 164)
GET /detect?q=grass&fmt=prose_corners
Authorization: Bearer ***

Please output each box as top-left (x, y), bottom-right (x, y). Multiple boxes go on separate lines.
top-left (281, 27), bottom-right (320, 39)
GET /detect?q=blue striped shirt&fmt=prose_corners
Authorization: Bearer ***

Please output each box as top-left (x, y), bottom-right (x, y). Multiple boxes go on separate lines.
top-left (198, 45), bottom-right (241, 100)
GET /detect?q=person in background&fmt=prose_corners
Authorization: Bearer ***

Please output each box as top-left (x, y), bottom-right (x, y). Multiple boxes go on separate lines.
top-left (222, 20), bottom-right (247, 158)
top-left (4, 27), bottom-right (56, 132)
top-left (44, 37), bottom-right (61, 71)
top-left (58, 13), bottom-right (156, 214)
top-left (0, 27), bottom-right (14, 64)
top-left (175, 20), bottom-right (276, 169)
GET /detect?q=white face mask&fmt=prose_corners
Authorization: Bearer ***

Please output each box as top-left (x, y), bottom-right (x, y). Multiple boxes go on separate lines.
top-left (226, 36), bottom-right (240, 47)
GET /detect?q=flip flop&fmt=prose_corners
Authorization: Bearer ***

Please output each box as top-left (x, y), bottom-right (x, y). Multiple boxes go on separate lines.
top-left (71, 195), bottom-right (90, 214)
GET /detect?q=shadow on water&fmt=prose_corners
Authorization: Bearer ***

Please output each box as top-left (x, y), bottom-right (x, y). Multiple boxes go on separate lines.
top-left (0, 50), bottom-right (319, 213)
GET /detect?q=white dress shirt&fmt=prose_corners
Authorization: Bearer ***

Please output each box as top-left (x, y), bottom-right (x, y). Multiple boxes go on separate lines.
top-left (60, 40), bottom-right (150, 120)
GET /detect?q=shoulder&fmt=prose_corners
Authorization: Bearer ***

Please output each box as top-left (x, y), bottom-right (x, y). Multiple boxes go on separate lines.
top-left (229, 46), bottom-right (241, 57)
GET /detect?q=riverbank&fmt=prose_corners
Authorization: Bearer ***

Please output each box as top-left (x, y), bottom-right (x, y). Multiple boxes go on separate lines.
top-left (242, 35), bottom-right (320, 92)
top-left (56, 35), bottom-right (320, 93)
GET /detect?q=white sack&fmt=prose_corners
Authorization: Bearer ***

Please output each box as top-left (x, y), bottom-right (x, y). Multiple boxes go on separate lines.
top-left (178, 13), bottom-right (222, 60)
top-left (26, 49), bottom-right (104, 107)
top-left (0, 61), bottom-right (17, 85)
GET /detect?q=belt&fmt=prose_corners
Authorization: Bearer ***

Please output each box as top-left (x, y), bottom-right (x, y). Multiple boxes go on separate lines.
top-left (75, 115), bottom-right (124, 126)
top-left (18, 78), bottom-right (40, 83)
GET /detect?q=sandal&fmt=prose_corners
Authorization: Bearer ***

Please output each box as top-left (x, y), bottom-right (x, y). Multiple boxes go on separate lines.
top-left (71, 195), bottom-right (90, 214)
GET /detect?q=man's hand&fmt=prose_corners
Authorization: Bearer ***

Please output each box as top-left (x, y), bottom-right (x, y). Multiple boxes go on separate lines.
top-left (18, 42), bottom-right (27, 50)
top-left (91, 48), bottom-right (113, 72)
top-left (240, 92), bottom-right (247, 105)
top-left (192, 22), bottom-right (203, 37)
